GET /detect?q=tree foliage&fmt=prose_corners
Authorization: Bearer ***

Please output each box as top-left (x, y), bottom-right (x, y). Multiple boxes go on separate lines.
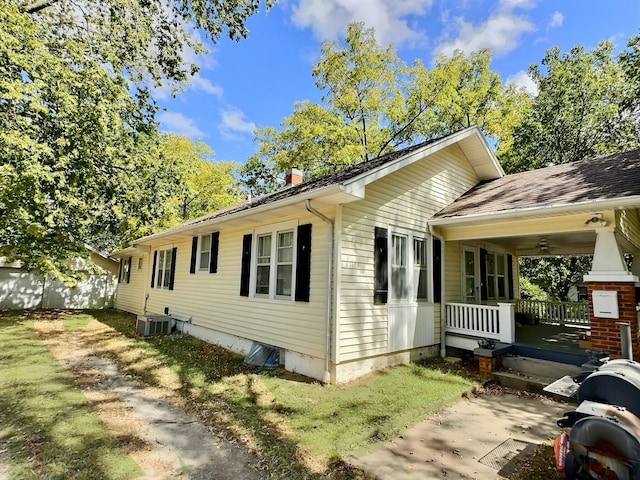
top-left (0, 0), bottom-right (268, 280)
top-left (241, 23), bottom-right (530, 195)
top-left (158, 135), bottom-right (240, 224)
top-left (502, 39), bottom-right (640, 173)
top-left (519, 257), bottom-right (592, 302)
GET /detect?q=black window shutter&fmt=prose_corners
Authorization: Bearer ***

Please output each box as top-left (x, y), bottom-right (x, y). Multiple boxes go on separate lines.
top-left (374, 227), bottom-right (388, 304)
top-left (433, 238), bottom-right (442, 303)
top-left (209, 232), bottom-right (219, 274)
top-left (507, 254), bottom-right (514, 300)
top-left (479, 248), bottom-right (488, 301)
top-left (190, 236), bottom-right (198, 274)
top-left (168, 247), bottom-right (177, 290)
top-left (126, 256), bottom-right (132, 284)
top-left (295, 224), bottom-right (312, 302)
top-left (118, 259), bottom-right (123, 284)
top-left (150, 251), bottom-right (157, 288)
top-left (240, 234), bottom-right (252, 297)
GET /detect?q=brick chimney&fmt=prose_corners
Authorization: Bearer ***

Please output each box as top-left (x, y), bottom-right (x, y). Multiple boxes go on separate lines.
top-left (285, 168), bottom-right (304, 187)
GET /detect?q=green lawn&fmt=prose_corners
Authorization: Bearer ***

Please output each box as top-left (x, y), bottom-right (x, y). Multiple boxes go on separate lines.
top-left (0, 309), bottom-right (477, 479)
top-left (0, 311), bottom-right (142, 480)
top-left (91, 310), bottom-right (476, 476)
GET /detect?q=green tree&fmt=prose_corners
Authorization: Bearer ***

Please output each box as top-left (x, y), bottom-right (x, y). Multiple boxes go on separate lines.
top-left (519, 257), bottom-right (592, 302)
top-left (160, 134), bottom-right (240, 223)
top-left (0, 0), bottom-right (269, 280)
top-left (242, 23), bottom-right (529, 192)
top-left (503, 40), bottom-right (639, 173)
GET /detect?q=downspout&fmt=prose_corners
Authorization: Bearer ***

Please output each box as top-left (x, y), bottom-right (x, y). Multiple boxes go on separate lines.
top-left (305, 199), bottom-right (333, 384)
top-left (429, 224), bottom-right (447, 358)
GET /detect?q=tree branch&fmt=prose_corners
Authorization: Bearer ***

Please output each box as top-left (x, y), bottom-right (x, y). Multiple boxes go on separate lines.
top-left (26, 0), bottom-right (60, 14)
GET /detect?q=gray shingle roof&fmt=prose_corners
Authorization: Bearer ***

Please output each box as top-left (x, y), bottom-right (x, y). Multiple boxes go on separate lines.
top-left (179, 134), bottom-right (448, 229)
top-left (433, 149), bottom-right (640, 219)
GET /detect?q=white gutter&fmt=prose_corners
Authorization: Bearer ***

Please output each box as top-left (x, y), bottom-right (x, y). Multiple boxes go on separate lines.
top-left (429, 224), bottom-right (447, 358)
top-left (430, 195), bottom-right (640, 226)
top-left (305, 199), bottom-right (333, 384)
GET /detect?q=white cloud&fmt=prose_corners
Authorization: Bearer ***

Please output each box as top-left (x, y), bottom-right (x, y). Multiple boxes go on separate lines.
top-left (290, 0), bottom-right (433, 47)
top-left (549, 11), bottom-right (563, 28)
top-left (218, 106), bottom-right (257, 140)
top-left (506, 70), bottom-right (538, 96)
top-left (153, 74), bottom-right (223, 101)
top-left (157, 111), bottom-right (204, 138)
top-left (434, 0), bottom-right (535, 58)
top-left (189, 75), bottom-right (223, 97)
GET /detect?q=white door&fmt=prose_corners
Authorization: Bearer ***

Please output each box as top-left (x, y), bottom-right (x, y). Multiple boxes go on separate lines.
top-left (462, 247), bottom-right (479, 304)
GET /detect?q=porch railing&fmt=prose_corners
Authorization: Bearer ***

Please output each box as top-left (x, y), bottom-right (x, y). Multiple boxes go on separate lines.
top-left (516, 299), bottom-right (589, 328)
top-left (445, 302), bottom-right (515, 343)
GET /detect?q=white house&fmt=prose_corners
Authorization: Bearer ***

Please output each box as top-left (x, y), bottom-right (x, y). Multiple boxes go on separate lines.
top-left (113, 126), bottom-right (640, 383)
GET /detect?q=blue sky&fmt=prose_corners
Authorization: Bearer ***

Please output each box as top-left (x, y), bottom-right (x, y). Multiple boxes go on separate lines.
top-left (156, 0), bottom-right (640, 164)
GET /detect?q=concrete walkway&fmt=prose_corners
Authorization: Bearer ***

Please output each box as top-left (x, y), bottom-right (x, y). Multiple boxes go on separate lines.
top-left (349, 392), bottom-right (569, 479)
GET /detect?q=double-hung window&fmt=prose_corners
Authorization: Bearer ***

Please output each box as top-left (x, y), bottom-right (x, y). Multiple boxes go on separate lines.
top-left (251, 221), bottom-right (297, 300)
top-left (485, 250), bottom-right (507, 300)
top-left (118, 257), bottom-right (131, 284)
top-left (391, 233), bottom-right (408, 300)
top-left (156, 248), bottom-right (173, 289)
top-left (388, 228), bottom-right (429, 303)
top-left (414, 238), bottom-right (428, 301)
top-left (199, 234), bottom-right (211, 271)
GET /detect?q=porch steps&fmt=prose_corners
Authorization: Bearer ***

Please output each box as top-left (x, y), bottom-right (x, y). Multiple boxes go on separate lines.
top-left (492, 357), bottom-right (581, 401)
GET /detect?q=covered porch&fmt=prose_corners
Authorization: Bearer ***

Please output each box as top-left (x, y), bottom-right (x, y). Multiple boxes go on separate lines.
top-left (426, 147), bottom-right (640, 374)
top-left (432, 213), bottom-right (640, 365)
top-left (444, 299), bottom-right (590, 364)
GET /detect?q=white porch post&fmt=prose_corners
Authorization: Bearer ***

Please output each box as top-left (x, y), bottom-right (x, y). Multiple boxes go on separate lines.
top-left (498, 302), bottom-right (516, 343)
top-left (584, 228), bottom-right (636, 282)
top-left (583, 228), bottom-right (639, 360)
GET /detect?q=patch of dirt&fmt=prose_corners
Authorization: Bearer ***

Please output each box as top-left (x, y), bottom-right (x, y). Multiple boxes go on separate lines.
top-left (34, 320), bottom-right (267, 480)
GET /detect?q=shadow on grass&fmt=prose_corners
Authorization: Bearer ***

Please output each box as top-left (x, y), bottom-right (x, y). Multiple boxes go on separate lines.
top-left (85, 309), bottom-right (374, 479)
top-left (0, 312), bottom-right (142, 480)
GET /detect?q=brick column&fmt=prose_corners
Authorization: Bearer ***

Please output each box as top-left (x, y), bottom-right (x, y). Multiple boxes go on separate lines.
top-left (586, 282), bottom-right (639, 359)
top-left (584, 229), bottom-right (640, 360)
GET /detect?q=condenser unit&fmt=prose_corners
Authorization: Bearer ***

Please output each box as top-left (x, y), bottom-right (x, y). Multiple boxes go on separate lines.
top-left (136, 314), bottom-right (172, 337)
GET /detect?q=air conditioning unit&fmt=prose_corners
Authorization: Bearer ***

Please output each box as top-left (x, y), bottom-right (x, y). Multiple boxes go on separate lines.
top-left (136, 314), bottom-right (172, 337)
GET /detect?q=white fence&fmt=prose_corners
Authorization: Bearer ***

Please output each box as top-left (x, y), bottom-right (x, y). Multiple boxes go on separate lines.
top-left (445, 302), bottom-right (515, 344)
top-left (516, 299), bottom-right (589, 327)
top-left (0, 268), bottom-right (117, 310)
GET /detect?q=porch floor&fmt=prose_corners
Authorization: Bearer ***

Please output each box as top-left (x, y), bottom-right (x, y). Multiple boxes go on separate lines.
top-left (514, 323), bottom-right (589, 366)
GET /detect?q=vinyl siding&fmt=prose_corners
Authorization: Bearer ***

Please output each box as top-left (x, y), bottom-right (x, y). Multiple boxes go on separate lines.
top-left (337, 145), bottom-right (479, 362)
top-left (617, 209), bottom-right (640, 251)
top-left (444, 241), bottom-right (462, 303)
top-left (114, 256), bottom-right (148, 315)
top-left (138, 212), bottom-right (329, 358)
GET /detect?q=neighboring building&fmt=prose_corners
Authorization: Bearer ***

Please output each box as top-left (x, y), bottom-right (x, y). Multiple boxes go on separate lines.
top-left (113, 126), bottom-right (640, 383)
top-left (0, 249), bottom-right (119, 310)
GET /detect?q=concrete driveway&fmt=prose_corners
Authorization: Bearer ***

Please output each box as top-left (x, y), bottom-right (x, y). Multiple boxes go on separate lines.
top-left (348, 392), bottom-right (570, 479)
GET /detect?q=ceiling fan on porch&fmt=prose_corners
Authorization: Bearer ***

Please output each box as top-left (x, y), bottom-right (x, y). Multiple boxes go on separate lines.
top-left (535, 238), bottom-right (553, 253)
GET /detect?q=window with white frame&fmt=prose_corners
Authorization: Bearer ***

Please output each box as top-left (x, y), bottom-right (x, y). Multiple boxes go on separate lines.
top-left (251, 222), bottom-right (297, 300)
top-left (414, 237), bottom-right (428, 301)
top-left (156, 248), bottom-right (173, 289)
top-left (119, 257), bottom-right (131, 283)
top-left (389, 229), bottom-right (428, 302)
top-left (199, 233), bottom-right (211, 271)
top-left (137, 257), bottom-right (143, 270)
top-left (485, 251), bottom-right (507, 300)
top-left (391, 233), bottom-right (408, 300)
